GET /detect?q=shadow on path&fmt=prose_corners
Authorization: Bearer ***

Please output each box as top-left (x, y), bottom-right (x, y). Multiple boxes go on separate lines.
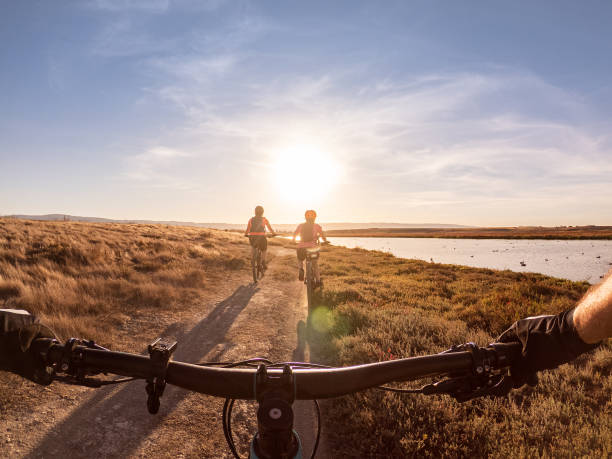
top-left (27, 284), bottom-right (259, 459)
top-left (292, 303), bottom-right (331, 366)
top-left (291, 319), bottom-right (307, 362)
top-left (291, 308), bottom-right (334, 459)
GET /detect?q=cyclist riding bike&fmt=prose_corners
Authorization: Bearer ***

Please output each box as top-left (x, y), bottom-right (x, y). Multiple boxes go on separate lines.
top-left (244, 205), bottom-right (276, 271)
top-left (292, 210), bottom-right (328, 287)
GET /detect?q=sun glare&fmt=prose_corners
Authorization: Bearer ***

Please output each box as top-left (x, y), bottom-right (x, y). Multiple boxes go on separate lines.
top-left (273, 145), bottom-right (342, 201)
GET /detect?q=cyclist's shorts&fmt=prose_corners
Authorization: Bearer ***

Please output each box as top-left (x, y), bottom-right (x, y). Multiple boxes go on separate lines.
top-left (296, 248), bottom-right (307, 261)
top-left (249, 235), bottom-right (267, 251)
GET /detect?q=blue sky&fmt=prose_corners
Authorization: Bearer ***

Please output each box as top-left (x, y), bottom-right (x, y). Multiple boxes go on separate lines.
top-left (1, 0), bottom-right (611, 225)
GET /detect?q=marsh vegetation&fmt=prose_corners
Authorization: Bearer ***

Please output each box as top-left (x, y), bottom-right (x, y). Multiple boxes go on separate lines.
top-left (304, 245), bottom-right (611, 457)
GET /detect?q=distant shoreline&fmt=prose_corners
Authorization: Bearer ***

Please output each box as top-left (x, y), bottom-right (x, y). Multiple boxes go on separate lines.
top-left (323, 226), bottom-right (612, 240)
top-left (3, 216), bottom-right (611, 240)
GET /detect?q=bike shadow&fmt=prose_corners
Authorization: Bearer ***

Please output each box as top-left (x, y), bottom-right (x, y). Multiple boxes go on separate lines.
top-left (291, 305), bottom-right (331, 364)
top-left (292, 319), bottom-right (307, 362)
top-left (26, 283), bottom-right (259, 459)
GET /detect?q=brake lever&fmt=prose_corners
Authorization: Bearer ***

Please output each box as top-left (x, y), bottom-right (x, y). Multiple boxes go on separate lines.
top-left (424, 342), bottom-right (515, 402)
top-left (421, 374), bottom-right (514, 402)
top-left (44, 338), bottom-right (110, 385)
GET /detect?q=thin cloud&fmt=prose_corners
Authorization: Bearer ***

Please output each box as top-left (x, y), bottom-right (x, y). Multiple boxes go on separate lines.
top-left (88, 0), bottom-right (171, 13)
top-left (121, 146), bottom-right (197, 190)
top-left (91, 17), bottom-right (177, 57)
top-left (142, 60), bottom-right (611, 214)
top-left (85, 4), bottom-right (610, 223)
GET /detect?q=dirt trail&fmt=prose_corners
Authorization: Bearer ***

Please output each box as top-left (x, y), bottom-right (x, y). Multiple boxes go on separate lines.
top-left (1, 247), bottom-right (330, 458)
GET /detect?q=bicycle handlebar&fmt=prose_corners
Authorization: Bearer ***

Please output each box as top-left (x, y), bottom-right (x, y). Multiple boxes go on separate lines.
top-left (40, 339), bottom-right (520, 400)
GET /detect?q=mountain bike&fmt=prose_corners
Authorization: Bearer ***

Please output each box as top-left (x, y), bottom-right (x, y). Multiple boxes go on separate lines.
top-left (302, 241), bottom-right (330, 311)
top-left (32, 336), bottom-right (520, 458)
top-left (253, 245), bottom-right (264, 283)
top-left (247, 234), bottom-right (275, 283)
top-left (304, 247), bottom-right (320, 311)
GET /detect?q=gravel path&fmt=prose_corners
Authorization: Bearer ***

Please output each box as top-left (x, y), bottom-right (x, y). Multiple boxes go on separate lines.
top-left (1, 247), bottom-right (329, 458)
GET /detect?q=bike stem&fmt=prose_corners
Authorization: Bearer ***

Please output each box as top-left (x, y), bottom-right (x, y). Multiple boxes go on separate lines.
top-left (251, 364), bottom-right (301, 459)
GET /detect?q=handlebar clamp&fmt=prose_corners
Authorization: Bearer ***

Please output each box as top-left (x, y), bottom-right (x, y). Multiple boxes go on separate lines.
top-left (254, 363), bottom-right (295, 404)
top-left (146, 338), bottom-right (177, 414)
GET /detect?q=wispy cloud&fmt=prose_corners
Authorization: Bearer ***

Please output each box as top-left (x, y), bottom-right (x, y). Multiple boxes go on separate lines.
top-left (89, 0), bottom-right (171, 13)
top-left (122, 146), bottom-right (197, 189)
top-left (82, 3), bottom-right (611, 222)
top-left (141, 56), bottom-right (611, 219)
top-left (90, 0), bottom-right (228, 13)
top-left (91, 17), bottom-right (177, 57)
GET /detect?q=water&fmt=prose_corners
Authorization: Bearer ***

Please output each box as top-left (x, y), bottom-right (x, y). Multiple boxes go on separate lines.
top-left (327, 237), bottom-right (612, 283)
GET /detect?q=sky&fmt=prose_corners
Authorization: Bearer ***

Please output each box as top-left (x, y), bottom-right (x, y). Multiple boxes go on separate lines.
top-left (1, 0), bottom-right (611, 226)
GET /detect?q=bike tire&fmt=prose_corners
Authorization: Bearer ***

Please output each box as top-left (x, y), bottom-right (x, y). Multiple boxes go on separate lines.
top-left (257, 253), bottom-right (263, 280)
top-left (306, 261), bottom-right (314, 311)
top-left (252, 250), bottom-right (259, 283)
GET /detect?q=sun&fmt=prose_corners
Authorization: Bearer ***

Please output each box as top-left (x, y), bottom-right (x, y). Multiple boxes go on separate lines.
top-left (272, 144), bottom-right (342, 201)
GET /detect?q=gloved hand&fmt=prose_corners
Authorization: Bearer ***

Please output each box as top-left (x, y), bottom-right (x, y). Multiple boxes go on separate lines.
top-left (0, 309), bottom-right (57, 385)
top-left (497, 308), bottom-right (600, 388)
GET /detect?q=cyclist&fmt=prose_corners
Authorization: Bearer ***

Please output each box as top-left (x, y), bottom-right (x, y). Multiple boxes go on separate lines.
top-left (292, 210), bottom-right (328, 287)
top-left (244, 205), bottom-right (276, 270)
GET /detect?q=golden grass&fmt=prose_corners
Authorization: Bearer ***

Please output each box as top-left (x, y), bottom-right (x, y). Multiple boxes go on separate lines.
top-left (0, 218), bottom-right (248, 342)
top-left (304, 245), bottom-right (611, 457)
top-left (2, 218), bottom-right (610, 455)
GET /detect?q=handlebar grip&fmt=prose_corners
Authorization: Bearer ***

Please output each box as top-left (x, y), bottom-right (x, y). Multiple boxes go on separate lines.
top-left (488, 342), bottom-right (522, 367)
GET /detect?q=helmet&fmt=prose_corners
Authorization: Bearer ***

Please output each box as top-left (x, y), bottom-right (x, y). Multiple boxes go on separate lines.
top-left (255, 206), bottom-right (264, 216)
top-left (305, 209), bottom-right (317, 220)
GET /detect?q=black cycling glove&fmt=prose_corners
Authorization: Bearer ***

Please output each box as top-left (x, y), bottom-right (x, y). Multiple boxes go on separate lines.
top-left (0, 309), bottom-right (57, 385)
top-left (497, 308), bottom-right (600, 388)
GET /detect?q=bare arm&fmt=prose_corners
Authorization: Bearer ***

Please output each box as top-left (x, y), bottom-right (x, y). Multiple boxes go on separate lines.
top-left (573, 269), bottom-right (612, 343)
top-left (292, 225), bottom-right (300, 243)
top-left (265, 219), bottom-right (275, 234)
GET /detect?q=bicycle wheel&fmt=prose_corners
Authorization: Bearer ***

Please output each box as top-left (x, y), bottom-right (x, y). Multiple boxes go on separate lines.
top-left (252, 250), bottom-right (259, 283)
top-left (257, 250), bottom-right (264, 280)
top-left (306, 260), bottom-right (314, 310)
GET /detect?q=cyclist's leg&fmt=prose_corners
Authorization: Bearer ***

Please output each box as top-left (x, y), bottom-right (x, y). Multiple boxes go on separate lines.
top-left (251, 245), bottom-right (258, 267)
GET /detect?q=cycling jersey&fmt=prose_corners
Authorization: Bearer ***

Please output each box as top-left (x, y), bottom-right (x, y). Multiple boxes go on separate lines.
top-left (246, 217), bottom-right (273, 236)
top-left (293, 223), bottom-right (323, 248)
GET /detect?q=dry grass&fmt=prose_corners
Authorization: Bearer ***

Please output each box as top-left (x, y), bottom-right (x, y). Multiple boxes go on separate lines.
top-left (305, 245), bottom-right (612, 457)
top-left (2, 219), bottom-right (610, 455)
top-left (0, 218), bottom-right (248, 343)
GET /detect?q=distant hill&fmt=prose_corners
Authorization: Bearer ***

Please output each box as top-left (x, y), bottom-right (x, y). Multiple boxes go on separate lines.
top-left (2, 214), bottom-right (474, 232)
